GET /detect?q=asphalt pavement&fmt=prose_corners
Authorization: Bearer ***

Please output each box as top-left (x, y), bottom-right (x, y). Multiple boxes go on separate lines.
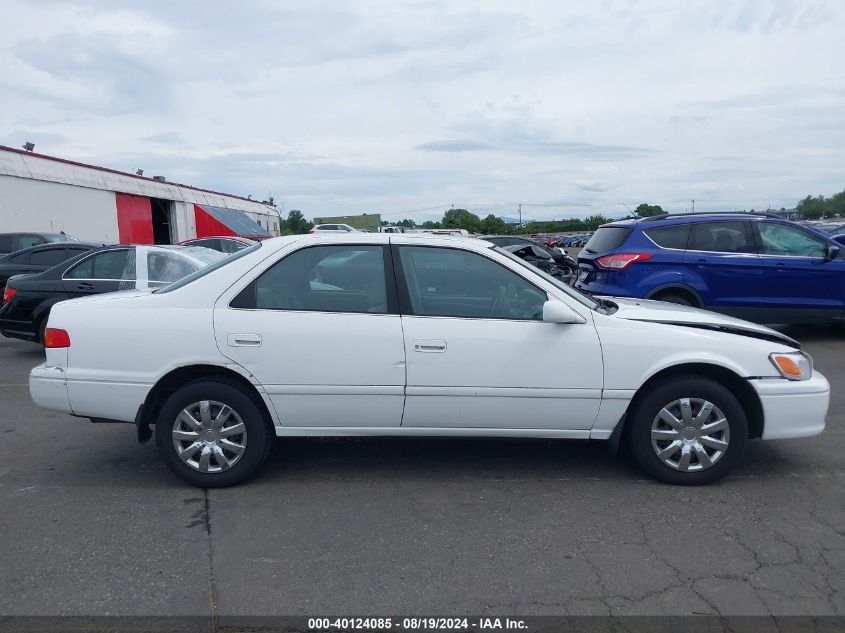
top-left (0, 326), bottom-right (843, 619)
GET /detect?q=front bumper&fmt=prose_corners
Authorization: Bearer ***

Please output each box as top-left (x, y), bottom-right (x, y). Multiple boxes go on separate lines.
top-left (751, 371), bottom-right (830, 440)
top-left (29, 362), bottom-right (73, 414)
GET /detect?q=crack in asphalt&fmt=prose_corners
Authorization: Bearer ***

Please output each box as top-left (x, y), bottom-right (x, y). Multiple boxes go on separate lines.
top-left (204, 489), bottom-right (219, 629)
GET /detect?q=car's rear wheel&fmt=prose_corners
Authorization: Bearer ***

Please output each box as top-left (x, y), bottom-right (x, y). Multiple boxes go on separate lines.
top-left (38, 318), bottom-right (48, 347)
top-left (154, 380), bottom-right (273, 487)
top-left (628, 376), bottom-right (748, 485)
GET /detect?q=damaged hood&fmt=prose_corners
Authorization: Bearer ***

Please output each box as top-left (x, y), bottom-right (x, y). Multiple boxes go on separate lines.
top-left (605, 297), bottom-right (800, 348)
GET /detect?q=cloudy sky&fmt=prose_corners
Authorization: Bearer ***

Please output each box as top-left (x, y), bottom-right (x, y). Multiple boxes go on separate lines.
top-left (1, 0), bottom-right (843, 222)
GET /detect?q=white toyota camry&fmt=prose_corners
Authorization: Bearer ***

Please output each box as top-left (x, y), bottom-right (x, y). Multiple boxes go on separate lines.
top-left (29, 233), bottom-right (829, 487)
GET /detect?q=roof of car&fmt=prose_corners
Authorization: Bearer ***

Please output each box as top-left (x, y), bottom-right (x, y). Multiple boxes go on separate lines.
top-left (0, 232), bottom-right (71, 237)
top-left (257, 232), bottom-right (494, 249)
top-left (602, 212), bottom-right (792, 228)
top-left (0, 241), bottom-right (108, 260)
top-left (180, 236), bottom-right (255, 243)
top-left (21, 241), bottom-right (105, 250)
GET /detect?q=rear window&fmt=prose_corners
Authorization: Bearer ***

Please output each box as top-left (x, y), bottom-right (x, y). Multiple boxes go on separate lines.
top-left (29, 247), bottom-right (71, 266)
top-left (583, 227), bottom-right (632, 253)
top-left (645, 224), bottom-right (690, 249)
top-left (156, 242), bottom-right (261, 293)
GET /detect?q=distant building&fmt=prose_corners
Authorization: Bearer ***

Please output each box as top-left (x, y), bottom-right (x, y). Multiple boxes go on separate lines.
top-left (313, 213), bottom-right (381, 232)
top-left (0, 145), bottom-right (280, 243)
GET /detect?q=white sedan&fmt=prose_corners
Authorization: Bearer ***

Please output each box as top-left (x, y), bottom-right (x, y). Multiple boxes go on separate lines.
top-left (29, 234), bottom-right (829, 487)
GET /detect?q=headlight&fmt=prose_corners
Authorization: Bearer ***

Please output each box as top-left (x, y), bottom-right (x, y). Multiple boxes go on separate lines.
top-left (769, 351), bottom-right (813, 381)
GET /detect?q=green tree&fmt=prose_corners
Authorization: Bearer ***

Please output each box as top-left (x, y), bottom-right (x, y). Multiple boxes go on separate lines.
top-left (634, 203), bottom-right (664, 217)
top-left (795, 195), bottom-right (828, 219)
top-left (830, 191), bottom-right (845, 216)
top-left (422, 220), bottom-right (442, 229)
top-left (584, 214), bottom-right (612, 230)
top-left (285, 209), bottom-right (312, 234)
top-left (442, 208), bottom-right (482, 233)
top-left (559, 219), bottom-right (587, 232)
top-left (397, 219), bottom-right (416, 228)
top-left (480, 214), bottom-right (507, 234)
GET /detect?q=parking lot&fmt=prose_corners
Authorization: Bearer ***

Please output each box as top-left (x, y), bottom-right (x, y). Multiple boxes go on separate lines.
top-left (1, 326), bottom-right (843, 619)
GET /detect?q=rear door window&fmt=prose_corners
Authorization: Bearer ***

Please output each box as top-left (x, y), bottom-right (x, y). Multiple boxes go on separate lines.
top-left (689, 221), bottom-right (754, 253)
top-left (233, 245), bottom-right (389, 314)
top-left (583, 227), bottom-right (633, 253)
top-left (644, 224), bottom-right (690, 249)
top-left (65, 249), bottom-right (134, 280)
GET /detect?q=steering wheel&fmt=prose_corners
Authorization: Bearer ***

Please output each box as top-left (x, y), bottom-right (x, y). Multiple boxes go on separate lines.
top-left (489, 285), bottom-right (507, 317)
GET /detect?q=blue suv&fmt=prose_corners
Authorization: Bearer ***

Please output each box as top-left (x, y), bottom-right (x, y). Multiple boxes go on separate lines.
top-left (574, 212), bottom-right (845, 324)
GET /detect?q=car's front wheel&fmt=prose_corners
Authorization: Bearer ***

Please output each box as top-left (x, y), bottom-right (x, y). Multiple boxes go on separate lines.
top-left (154, 379), bottom-right (273, 487)
top-left (628, 376), bottom-right (748, 485)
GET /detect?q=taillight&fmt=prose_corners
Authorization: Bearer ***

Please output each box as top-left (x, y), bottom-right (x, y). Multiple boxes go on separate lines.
top-left (595, 253), bottom-right (653, 269)
top-left (44, 328), bottom-right (71, 348)
top-left (2, 287), bottom-right (16, 304)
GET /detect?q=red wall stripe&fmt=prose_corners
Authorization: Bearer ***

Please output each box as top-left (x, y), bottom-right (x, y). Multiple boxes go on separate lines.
top-left (194, 204), bottom-right (237, 238)
top-left (116, 193), bottom-right (154, 244)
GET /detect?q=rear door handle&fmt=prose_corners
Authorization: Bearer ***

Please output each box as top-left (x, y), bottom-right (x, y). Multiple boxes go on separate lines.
top-left (413, 339), bottom-right (447, 353)
top-left (76, 282), bottom-right (95, 291)
top-left (228, 333), bottom-right (262, 347)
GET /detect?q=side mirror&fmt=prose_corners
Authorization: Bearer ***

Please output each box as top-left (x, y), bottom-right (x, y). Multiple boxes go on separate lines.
top-left (826, 244), bottom-right (841, 260)
top-left (542, 300), bottom-right (585, 324)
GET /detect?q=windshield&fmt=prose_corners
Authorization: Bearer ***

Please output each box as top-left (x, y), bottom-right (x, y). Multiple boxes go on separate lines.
top-left (492, 245), bottom-right (597, 309)
top-left (155, 242), bottom-right (262, 293)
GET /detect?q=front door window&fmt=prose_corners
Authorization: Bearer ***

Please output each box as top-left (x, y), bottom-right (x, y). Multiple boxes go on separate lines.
top-left (397, 246), bottom-right (546, 320)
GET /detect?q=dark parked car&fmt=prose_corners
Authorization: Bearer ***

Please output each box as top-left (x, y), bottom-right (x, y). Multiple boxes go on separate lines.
top-left (501, 243), bottom-right (571, 282)
top-left (813, 222), bottom-right (845, 246)
top-left (0, 242), bottom-right (106, 290)
top-left (0, 245), bottom-right (225, 344)
top-left (575, 212), bottom-right (845, 324)
top-left (482, 235), bottom-right (577, 275)
top-left (0, 232), bottom-right (79, 255)
top-left (178, 236), bottom-right (256, 254)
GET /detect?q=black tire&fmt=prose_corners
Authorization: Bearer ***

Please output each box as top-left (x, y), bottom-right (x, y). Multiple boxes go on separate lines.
top-left (628, 376), bottom-right (748, 485)
top-left (38, 316), bottom-right (49, 347)
top-left (154, 379), bottom-right (273, 488)
top-left (653, 292), bottom-right (695, 307)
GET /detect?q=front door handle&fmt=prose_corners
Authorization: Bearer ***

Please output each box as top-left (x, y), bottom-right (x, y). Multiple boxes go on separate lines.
top-left (228, 333), bottom-right (262, 347)
top-left (413, 339), bottom-right (447, 353)
top-left (76, 282), bottom-right (95, 291)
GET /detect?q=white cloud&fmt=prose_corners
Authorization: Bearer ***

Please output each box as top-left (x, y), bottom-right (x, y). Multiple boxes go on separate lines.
top-left (1, 0), bottom-right (843, 221)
